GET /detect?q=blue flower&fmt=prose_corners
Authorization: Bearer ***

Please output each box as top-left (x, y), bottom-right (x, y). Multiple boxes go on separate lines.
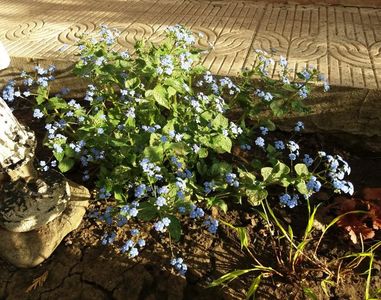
top-left (33, 108), bottom-right (44, 119)
top-left (307, 176), bottom-right (321, 193)
top-left (154, 217), bottom-right (171, 232)
top-left (203, 217), bottom-right (219, 234)
top-left (155, 196), bottom-right (167, 208)
top-left (101, 232), bottom-right (116, 245)
top-left (260, 126), bottom-right (269, 135)
top-left (294, 121), bottom-right (304, 132)
top-left (255, 137), bottom-right (265, 148)
top-left (303, 154), bottom-right (314, 167)
top-left (129, 247), bottom-right (139, 258)
top-left (203, 181), bottom-right (215, 194)
top-left (297, 85), bottom-right (309, 99)
top-left (137, 239), bottom-right (146, 247)
top-left (226, 173), bottom-right (239, 187)
top-left (279, 56), bottom-right (288, 68)
top-left (158, 186), bottom-right (169, 195)
top-left (170, 257), bottom-right (188, 275)
top-left (190, 205), bottom-right (204, 219)
top-left (134, 184), bottom-right (146, 198)
top-left (130, 228), bottom-right (139, 236)
top-left (279, 193), bottom-right (299, 208)
top-left (120, 239), bottom-right (134, 253)
top-left (240, 144), bottom-right (252, 151)
top-left (274, 140), bottom-right (285, 150)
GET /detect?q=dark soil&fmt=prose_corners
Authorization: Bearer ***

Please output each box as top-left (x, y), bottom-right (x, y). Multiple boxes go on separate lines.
top-left (1, 109), bottom-right (381, 300)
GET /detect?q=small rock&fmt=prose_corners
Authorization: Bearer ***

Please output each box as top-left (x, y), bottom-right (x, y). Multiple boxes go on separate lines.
top-left (0, 181), bottom-right (89, 268)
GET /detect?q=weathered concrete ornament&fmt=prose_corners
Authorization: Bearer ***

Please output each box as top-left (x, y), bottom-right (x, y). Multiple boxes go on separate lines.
top-left (0, 41), bottom-right (90, 267)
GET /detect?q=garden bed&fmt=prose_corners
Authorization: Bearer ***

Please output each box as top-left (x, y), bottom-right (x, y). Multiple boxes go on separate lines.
top-left (1, 25), bottom-right (381, 300)
top-left (1, 118), bottom-right (380, 299)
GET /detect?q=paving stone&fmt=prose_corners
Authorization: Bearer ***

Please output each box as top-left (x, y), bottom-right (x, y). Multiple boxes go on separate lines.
top-left (0, 0), bottom-right (380, 89)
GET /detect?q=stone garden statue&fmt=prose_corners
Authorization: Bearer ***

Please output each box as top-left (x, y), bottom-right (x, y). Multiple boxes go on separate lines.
top-left (0, 42), bottom-right (90, 268)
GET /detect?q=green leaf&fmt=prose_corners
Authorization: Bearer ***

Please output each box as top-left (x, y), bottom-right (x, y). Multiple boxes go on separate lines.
top-left (211, 113), bottom-right (229, 130)
top-left (113, 188), bottom-right (124, 201)
top-left (167, 215), bottom-right (182, 242)
top-left (53, 150), bottom-right (64, 162)
top-left (36, 87), bottom-right (48, 104)
top-left (197, 161), bottom-right (208, 177)
top-left (303, 287), bottom-right (318, 300)
top-left (200, 111), bottom-right (213, 122)
top-left (211, 162), bottom-right (232, 177)
top-left (263, 119), bottom-right (276, 131)
top-left (212, 134), bottom-right (232, 153)
top-left (171, 142), bottom-right (188, 156)
top-left (162, 119), bottom-right (176, 135)
top-left (124, 77), bottom-right (140, 89)
top-left (48, 97), bottom-right (68, 110)
top-left (164, 77), bottom-right (186, 94)
top-left (261, 167), bottom-right (273, 181)
top-left (210, 269), bottom-right (253, 287)
top-left (138, 202), bottom-right (158, 221)
top-left (296, 180), bottom-right (309, 195)
top-left (58, 157), bottom-right (75, 173)
top-left (167, 86), bottom-right (177, 98)
top-left (148, 85), bottom-right (170, 109)
top-left (246, 274), bottom-right (262, 300)
top-left (295, 163), bottom-right (309, 176)
top-left (238, 169), bottom-right (256, 185)
top-left (273, 161), bottom-right (290, 178)
top-left (237, 227), bottom-right (250, 249)
top-left (143, 146), bottom-right (163, 162)
top-left (246, 189), bottom-right (268, 206)
top-left (198, 148), bottom-right (208, 158)
top-left (206, 197), bottom-right (228, 213)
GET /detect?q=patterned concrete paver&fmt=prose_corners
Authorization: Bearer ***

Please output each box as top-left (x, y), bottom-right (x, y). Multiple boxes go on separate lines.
top-left (1, 0), bottom-right (381, 89)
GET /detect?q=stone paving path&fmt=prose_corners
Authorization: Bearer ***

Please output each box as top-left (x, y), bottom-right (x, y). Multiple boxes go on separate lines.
top-left (1, 0), bottom-right (381, 89)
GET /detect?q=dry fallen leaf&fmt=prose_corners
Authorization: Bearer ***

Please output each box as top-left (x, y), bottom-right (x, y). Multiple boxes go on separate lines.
top-left (325, 193), bottom-right (381, 244)
top-left (25, 270), bottom-right (48, 293)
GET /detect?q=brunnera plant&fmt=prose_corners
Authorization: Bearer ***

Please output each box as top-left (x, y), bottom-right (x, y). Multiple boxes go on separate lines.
top-left (5, 24), bottom-right (354, 270)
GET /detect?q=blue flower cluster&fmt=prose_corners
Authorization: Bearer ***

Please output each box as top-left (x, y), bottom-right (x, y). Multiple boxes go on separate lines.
top-left (303, 154), bottom-right (314, 167)
top-left (255, 89), bottom-right (273, 102)
top-left (189, 205), bottom-right (205, 219)
top-left (306, 176), bottom-right (322, 193)
top-left (240, 144), bottom-right (252, 151)
top-left (294, 121), bottom-right (304, 132)
top-left (154, 217), bottom-right (171, 232)
top-left (38, 160), bottom-right (57, 172)
top-left (226, 172), bottom-right (239, 188)
top-left (101, 231), bottom-right (117, 245)
top-left (322, 154), bottom-right (353, 195)
top-left (279, 193), bottom-right (299, 208)
top-left (120, 236), bottom-right (145, 258)
top-left (140, 158), bottom-right (163, 180)
top-left (2, 80), bottom-right (16, 102)
top-left (255, 137), bottom-right (265, 148)
top-left (157, 55), bottom-right (174, 75)
top-left (166, 25), bottom-right (195, 45)
top-left (120, 202), bottom-right (139, 220)
top-left (203, 181), bottom-right (215, 194)
top-left (287, 140), bottom-right (300, 161)
top-left (274, 140), bottom-right (285, 150)
top-left (203, 216), bottom-right (219, 234)
top-left (170, 257), bottom-right (188, 275)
